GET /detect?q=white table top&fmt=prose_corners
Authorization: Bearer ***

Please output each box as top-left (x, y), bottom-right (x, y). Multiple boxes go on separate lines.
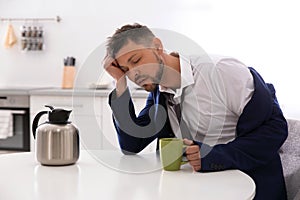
top-left (0, 150), bottom-right (255, 200)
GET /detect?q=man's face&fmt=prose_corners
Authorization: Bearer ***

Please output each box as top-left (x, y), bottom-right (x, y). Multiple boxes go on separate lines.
top-left (115, 40), bottom-right (164, 92)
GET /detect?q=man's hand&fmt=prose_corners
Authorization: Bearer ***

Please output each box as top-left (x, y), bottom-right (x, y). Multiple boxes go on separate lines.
top-left (183, 138), bottom-right (201, 171)
top-left (102, 54), bottom-right (127, 96)
top-left (102, 54), bottom-right (124, 81)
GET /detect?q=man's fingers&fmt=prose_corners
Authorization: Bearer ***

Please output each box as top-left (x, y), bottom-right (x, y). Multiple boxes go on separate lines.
top-left (185, 145), bottom-right (200, 154)
top-left (183, 140), bottom-right (201, 171)
top-left (193, 165), bottom-right (201, 172)
top-left (186, 152), bottom-right (200, 161)
top-left (183, 138), bottom-right (194, 146)
top-left (189, 160), bottom-right (201, 166)
top-left (102, 55), bottom-right (115, 69)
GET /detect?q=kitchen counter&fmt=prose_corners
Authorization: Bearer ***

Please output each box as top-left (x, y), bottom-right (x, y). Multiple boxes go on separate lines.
top-left (29, 87), bottom-right (148, 97)
top-left (0, 87), bottom-right (52, 96)
top-left (0, 86), bottom-right (148, 97)
top-left (0, 150), bottom-right (256, 200)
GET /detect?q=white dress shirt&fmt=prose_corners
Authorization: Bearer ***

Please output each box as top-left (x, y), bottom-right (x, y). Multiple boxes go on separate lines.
top-left (160, 54), bottom-right (254, 146)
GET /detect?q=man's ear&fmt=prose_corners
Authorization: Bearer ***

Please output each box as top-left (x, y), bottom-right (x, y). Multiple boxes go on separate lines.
top-left (153, 37), bottom-right (163, 54)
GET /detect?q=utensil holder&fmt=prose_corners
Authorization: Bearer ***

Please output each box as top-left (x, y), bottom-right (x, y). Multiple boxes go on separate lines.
top-left (62, 66), bottom-right (75, 89)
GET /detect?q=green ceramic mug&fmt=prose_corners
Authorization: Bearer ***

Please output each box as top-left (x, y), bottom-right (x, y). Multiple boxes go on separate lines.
top-left (159, 138), bottom-right (188, 171)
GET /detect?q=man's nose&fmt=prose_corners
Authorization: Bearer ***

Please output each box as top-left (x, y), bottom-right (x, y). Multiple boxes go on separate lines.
top-left (129, 68), bottom-right (140, 80)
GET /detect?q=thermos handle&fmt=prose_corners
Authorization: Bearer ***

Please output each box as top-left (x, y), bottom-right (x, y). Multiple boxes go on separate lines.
top-left (32, 111), bottom-right (48, 139)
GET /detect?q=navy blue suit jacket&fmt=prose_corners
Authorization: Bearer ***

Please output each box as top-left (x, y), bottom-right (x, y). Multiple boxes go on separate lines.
top-left (109, 67), bottom-right (288, 200)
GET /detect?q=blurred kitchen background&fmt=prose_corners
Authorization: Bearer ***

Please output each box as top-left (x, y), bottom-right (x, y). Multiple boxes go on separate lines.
top-left (0, 0), bottom-right (299, 119)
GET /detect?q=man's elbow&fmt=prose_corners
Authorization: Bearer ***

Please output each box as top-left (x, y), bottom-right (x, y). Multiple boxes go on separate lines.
top-left (119, 144), bottom-right (142, 155)
top-left (121, 149), bottom-right (138, 155)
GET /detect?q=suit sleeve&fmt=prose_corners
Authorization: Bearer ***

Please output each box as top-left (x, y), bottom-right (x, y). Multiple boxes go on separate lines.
top-left (109, 88), bottom-right (168, 154)
top-left (195, 71), bottom-right (288, 172)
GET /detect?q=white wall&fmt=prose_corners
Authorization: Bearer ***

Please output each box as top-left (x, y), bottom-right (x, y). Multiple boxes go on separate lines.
top-left (0, 0), bottom-right (299, 119)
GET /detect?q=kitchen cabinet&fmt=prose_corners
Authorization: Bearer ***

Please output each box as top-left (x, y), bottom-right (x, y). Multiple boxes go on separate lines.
top-left (29, 88), bottom-right (155, 153)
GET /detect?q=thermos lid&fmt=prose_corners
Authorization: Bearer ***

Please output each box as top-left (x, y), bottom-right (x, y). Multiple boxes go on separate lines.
top-left (45, 105), bottom-right (72, 124)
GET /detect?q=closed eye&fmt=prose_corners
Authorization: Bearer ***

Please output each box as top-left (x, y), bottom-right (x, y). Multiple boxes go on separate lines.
top-left (132, 57), bottom-right (141, 64)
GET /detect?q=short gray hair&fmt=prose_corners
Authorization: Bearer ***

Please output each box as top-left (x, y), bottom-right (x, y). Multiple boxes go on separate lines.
top-left (106, 23), bottom-right (155, 58)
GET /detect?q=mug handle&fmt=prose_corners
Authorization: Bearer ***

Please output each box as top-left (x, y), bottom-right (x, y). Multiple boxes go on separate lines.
top-left (181, 145), bottom-right (189, 165)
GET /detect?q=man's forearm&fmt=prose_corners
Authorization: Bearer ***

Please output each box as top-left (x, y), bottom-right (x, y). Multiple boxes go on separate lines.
top-left (109, 88), bottom-right (159, 154)
top-left (116, 76), bottom-right (127, 97)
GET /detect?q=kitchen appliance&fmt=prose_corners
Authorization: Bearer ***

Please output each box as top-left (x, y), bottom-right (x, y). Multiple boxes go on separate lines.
top-left (0, 93), bottom-right (30, 151)
top-left (32, 105), bottom-right (79, 166)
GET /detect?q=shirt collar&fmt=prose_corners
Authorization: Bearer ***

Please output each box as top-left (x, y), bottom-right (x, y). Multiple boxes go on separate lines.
top-left (160, 54), bottom-right (194, 99)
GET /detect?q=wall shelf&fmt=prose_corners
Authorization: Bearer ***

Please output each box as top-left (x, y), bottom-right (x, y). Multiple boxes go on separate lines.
top-left (0, 16), bottom-right (61, 23)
